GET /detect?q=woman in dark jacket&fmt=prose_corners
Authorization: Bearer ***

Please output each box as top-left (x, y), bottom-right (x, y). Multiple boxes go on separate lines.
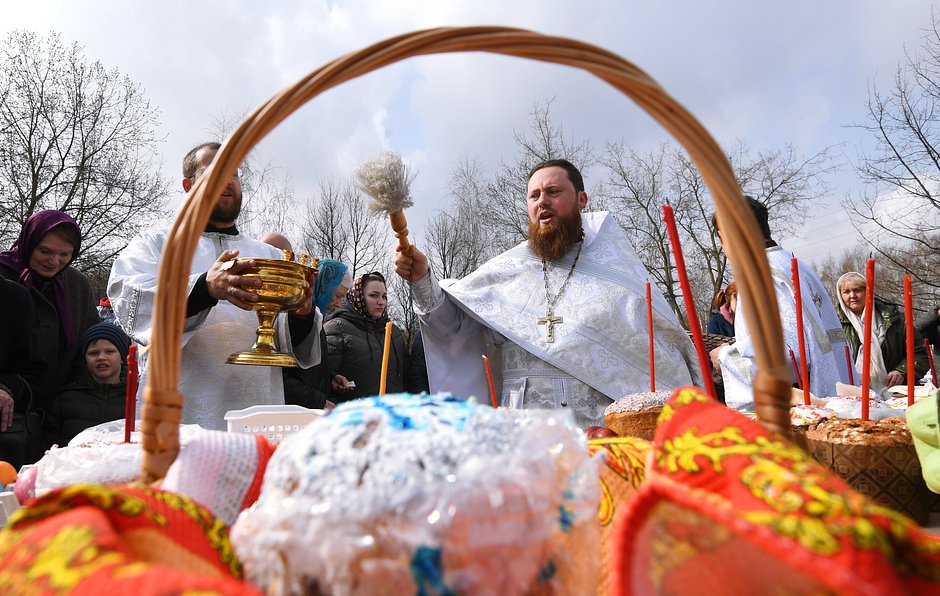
top-left (0, 277), bottom-right (47, 466)
top-left (0, 210), bottom-right (98, 413)
top-left (324, 272), bottom-right (407, 403)
top-left (836, 271), bottom-right (928, 391)
top-left (46, 323), bottom-right (130, 446)
top-left (706, 281), bottom-right (737, 338)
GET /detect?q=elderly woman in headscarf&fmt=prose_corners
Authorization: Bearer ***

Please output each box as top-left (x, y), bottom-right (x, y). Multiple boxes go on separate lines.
top-left (836, 271), bottom-right (928, 392)
top-left (324, 271), bottom-right (407, 403)
top-left (282, 259), bottom-right (352, 410)
top-left (0, 210), bottom-right (98, 413)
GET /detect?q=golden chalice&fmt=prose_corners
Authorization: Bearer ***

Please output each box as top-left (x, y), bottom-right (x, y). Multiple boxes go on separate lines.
top-left (226, 254), bottom-right (317, 367)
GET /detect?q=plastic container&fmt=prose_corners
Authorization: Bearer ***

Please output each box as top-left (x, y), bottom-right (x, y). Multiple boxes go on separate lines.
top-left (224, 404), bottom-right (323, 443)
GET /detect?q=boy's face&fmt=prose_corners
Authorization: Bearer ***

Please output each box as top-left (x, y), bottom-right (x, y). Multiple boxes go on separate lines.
top-left (86, 339), bottom-right (122, 384)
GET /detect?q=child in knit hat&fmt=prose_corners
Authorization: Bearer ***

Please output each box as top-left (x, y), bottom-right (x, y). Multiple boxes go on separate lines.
top-left (45, 323), bottom-right (132, 446)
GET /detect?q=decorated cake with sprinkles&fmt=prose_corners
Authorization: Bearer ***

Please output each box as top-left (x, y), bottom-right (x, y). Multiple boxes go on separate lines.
top-left (231, 393), bottom-right (599, 595)
top-left (603, 390), bottom-right (673, 439)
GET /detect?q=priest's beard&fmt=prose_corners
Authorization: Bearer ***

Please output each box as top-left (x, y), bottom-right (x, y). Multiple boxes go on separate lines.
top-left (528, 209), bottom-right (583, 261)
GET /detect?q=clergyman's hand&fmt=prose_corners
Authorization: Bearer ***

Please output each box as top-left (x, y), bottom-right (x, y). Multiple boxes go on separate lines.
top-left (206, 249), bottom-right (263, 311)
top-left (0, 388), bottom-right (13, 432)
top-left (293, 267), bottom-right (319, 318)
top-left (709, 345), bottom-right (724, 378)
top-left (394, 244), bottom-right (429, 282)
top-left (884, 370), bottom-right (905, 388)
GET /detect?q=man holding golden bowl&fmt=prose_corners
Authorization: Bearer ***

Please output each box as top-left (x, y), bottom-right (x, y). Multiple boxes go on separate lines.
top-left (108, 142), bottom-right (322, 430)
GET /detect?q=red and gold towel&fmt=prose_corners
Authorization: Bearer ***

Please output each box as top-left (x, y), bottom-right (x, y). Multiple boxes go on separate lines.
top-left (0, 483), bottom-right (260, 594)
top-left (611, 387), bottom-right (940, 595)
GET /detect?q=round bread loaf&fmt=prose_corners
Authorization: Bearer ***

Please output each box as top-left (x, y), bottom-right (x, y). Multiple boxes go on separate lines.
top-left (231, 393), bottom-right (600, 595)
top-left (603, 391), bottom-right (673, 440)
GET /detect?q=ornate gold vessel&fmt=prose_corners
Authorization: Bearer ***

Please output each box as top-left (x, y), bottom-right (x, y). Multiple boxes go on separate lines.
top-left (226, 255), bottom-right (316, 367)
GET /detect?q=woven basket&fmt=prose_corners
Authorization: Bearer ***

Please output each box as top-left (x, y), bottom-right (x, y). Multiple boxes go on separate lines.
top-left (138, 26), bottom-right (791, 483)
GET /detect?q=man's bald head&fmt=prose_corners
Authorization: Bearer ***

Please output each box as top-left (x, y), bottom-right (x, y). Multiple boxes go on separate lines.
top-left (260, 232), bottom-right (293, 251)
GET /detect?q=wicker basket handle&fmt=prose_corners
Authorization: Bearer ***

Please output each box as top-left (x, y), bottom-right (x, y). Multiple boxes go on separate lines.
top-left (139, 26), bottom-right (791, 483)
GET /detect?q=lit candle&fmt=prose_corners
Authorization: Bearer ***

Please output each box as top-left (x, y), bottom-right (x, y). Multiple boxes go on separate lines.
top-left (482, 355), bottom-right (498, 408)
top-left (791, 258), bottom-right (811, 406)
top-left (860, 260), bottom-right (875, 421)
top-left (124, 344), bottom-right (138, 443)
top-left (379, 321), bottom-right (392, 395)
top-left (905, 276), bottom-right (915, 406)
top-left (844, 344), bottom-right (855, 385)
top-left (646, 281), bottom-right (656, 392)
top-left (926, 339), bottom-right (938, 387)
top-left (661, 205), bottom-right (717, 399)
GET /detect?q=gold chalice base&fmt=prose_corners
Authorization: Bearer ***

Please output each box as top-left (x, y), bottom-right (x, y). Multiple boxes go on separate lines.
top-left (225, 257), bottom-right (314, 367)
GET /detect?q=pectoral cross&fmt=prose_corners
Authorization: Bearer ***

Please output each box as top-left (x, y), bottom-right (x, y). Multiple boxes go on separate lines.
top-left (537, 310), bottom-right (563, 343)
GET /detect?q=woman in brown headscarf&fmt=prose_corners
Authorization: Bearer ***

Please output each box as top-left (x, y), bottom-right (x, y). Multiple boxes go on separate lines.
top-left (323, 272), bottom-right (408, 402)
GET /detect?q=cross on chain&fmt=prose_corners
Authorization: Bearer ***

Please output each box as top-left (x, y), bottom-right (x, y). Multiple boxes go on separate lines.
top-left (537, 310), bottom-right (563, 343)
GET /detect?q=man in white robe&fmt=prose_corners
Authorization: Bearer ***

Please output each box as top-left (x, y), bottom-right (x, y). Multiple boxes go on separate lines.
top-left (713, 197), bottom-right (850, 410)
top-left (395, 159), bottom-right (700, 428)
top-left (108, 142), bottom-right (321, 430)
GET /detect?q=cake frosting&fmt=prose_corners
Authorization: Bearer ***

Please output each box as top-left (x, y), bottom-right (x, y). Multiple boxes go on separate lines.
top-left (603, 391), bottom-right (673, 416)
top-left (230, 393), bottom-right (599, 595)
top-left (790, 404), bottom-right (834, 427)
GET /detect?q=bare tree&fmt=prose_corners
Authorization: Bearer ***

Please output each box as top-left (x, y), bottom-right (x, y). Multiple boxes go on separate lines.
top-left (299, 179), bottom-right (385, 278)
top-left (0, 30), bottom-right (170, 274)
top-left (205, 108), bottom-right (302, 241)
top-left (482, 99), bottom-right (595, 253)
top-left (385, 272), bottom-right (418, 345)
top-left (847, 8), bottom-right (940, 298)
top-left (730, 140), bottom-right (837, 238)
top-left (600, 143), bottom-right (686, 319)
top-left (424, 156), bottom-right (493, 280)
top-left (599, 139), bottom-right (835, 328)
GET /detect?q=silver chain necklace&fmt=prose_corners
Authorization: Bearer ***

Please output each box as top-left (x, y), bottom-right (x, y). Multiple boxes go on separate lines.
top-left (537, 234), bottom-right (584, 343)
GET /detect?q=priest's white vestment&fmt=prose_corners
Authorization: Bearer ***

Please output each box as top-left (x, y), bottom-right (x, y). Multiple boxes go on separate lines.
top-left (718, 246), bottom-right (850, 410)
top-left (412, 211), bottom-right (701, 428)
top-left (108, 228), bottom-right (321, 430)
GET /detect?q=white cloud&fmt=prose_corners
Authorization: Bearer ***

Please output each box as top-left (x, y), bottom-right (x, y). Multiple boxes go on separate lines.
top-left (3, 0), bottom-right (938, 252)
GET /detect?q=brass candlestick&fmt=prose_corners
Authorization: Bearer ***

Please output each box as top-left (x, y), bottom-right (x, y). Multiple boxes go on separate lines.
top-left (226, 254), bottom-right (316, 367)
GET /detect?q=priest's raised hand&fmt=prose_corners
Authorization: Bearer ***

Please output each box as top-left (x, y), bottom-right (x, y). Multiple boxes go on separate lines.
top-left (394, 244), bottom-right (429, 283)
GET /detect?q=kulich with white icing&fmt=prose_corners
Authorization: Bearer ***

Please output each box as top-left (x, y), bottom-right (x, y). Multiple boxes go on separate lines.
top-left (604, 390), bottom-right (673, 440)
top-left (604, 391), bottom-right (673, 416)
top-left (230, 393), bottom-right (599, 595)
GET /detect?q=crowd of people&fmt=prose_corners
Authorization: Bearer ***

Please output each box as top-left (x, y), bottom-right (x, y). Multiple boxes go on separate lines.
top-left (2, 144), bottom-right (939, 469)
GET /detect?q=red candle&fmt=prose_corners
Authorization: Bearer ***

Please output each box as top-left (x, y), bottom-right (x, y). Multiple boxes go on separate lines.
top-left (926, 339), bottom-right (938, 387)
top-left (646, 281), bottom-right (656, 392)
top-left (661, 205), bottom-right (717, 399)
top-left (904, 275), bottom-right (915, 406)
top-left (125, 344), bottom-right (139, 443)
top-left (860, 260), bottom-right (875, 421)
top-left (844, 344), bottom-right (855, 385)
top-left (482, 355), bottom-right (498, 408)
top-left (791, 258), bottom-right (811, 406)
top-left (788, 349), bottom-right (802, 390)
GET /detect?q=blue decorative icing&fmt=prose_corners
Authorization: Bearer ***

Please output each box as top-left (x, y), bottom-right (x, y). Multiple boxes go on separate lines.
top-left (333, 394), bottom-right (474, 433)
top-left (410, 545), bottom-right (454, 596)
top-left (558, 504), bottom-right (574, 532)
top-left (537, 560), bottom-right (557, 583)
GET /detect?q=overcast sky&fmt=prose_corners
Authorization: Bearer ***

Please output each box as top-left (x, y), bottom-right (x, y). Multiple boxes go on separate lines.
top-left (4, 1), bottom-right (936, 264)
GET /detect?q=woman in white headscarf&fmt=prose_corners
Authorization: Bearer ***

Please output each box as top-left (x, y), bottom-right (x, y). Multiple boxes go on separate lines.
top-left (836, 271), bottom-right (928, 392)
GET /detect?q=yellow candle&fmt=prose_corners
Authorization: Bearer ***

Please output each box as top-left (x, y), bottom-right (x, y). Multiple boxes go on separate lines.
top-left (379, 321), bottom-right (393, 395)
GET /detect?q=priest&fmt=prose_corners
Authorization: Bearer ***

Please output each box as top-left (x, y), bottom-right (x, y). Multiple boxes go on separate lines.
top-left (108, 142), bottom-right (322, 430)
top-left (394, 159), bottom-right (700, 428)
top-left (712, 196), bottom-right (851, 410)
